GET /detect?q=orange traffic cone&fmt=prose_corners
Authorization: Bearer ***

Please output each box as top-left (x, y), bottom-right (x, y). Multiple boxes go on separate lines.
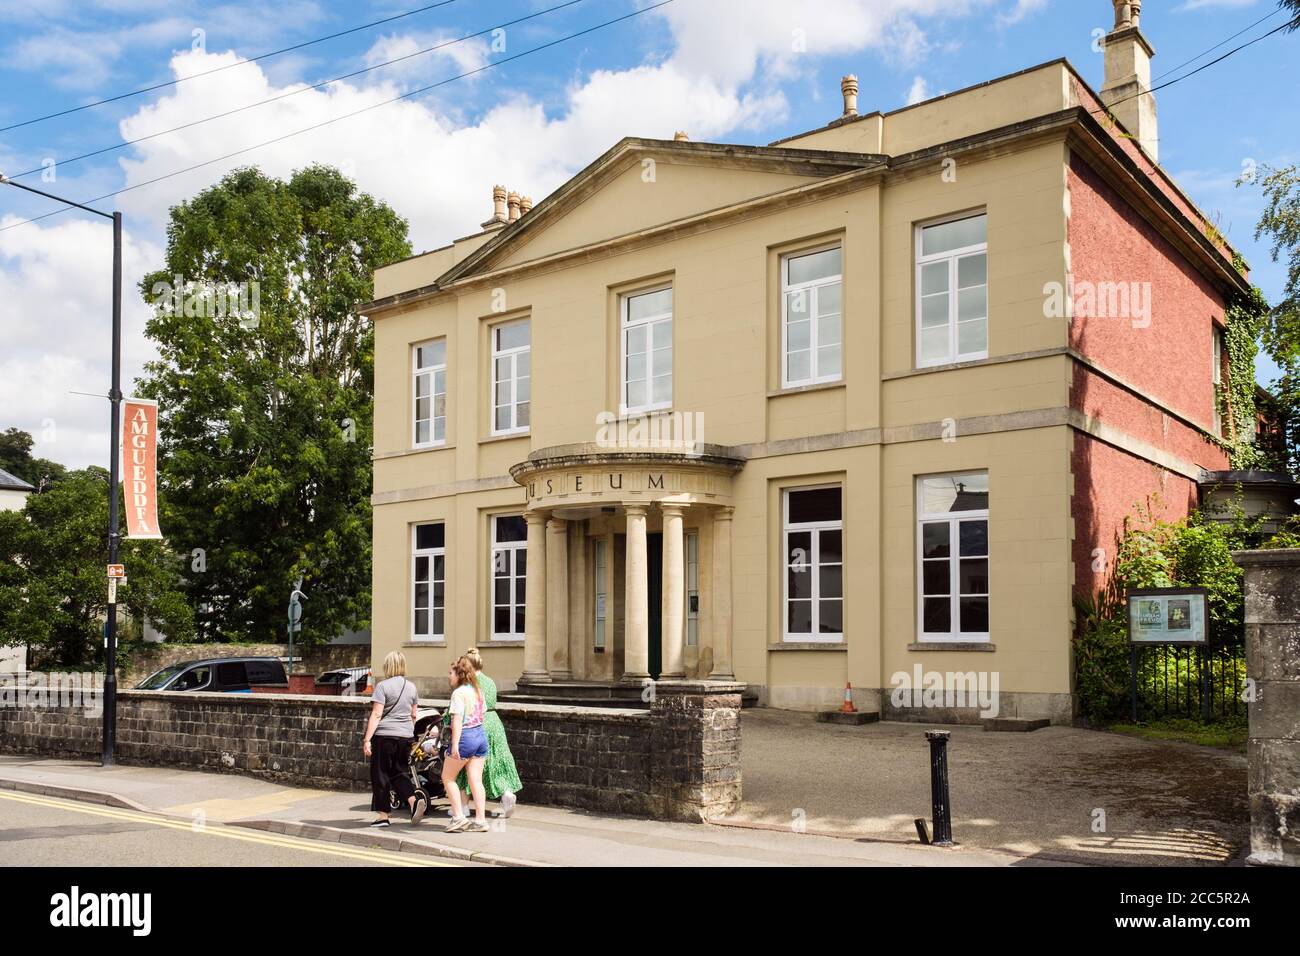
top-left (840, 682), bottom-right (857, 714)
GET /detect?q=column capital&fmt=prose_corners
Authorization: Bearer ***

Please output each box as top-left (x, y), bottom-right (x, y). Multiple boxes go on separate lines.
top-left (524, 510), bottom-right (550, 527)
top-left (658, 502), bottom-right (687, 517)
top-left (624, 504), bottom-right (649, 518)
top-left (712, 504), bottom-right (735, 521)
top-left (546, 516), bottom-right (568, 533)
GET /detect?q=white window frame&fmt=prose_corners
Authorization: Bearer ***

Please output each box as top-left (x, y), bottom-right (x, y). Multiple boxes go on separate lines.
top-left (915, 212), bottom-right (988, 368)
top-left (411, 522), bottom-right (445, 642)
top-left (781, 244), bottom-right (843, 388)
top-left (685, 530), bottom-right (700, 647)
top-left (412, 338), bottom-right (446, 449)
top-left (1212, 326), bottom-right (1224, 436)
top-left (490, 514), bottom-right (527, 640)
top-left (915, 473), bottom-right (990, 643)
top-left (782, 484), bottom-right (844, 644)
top-left (491, 319), bottom-right (530, 436)
top-left (620, 285), bottom-right (672, 415)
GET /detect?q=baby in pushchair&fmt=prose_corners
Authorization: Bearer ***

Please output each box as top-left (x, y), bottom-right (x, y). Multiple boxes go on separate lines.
top-left (388, 705), bottom-right (449, 813)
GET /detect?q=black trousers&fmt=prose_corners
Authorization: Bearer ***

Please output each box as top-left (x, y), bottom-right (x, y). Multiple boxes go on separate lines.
top-left (370, 735), bottom-right (415, 812)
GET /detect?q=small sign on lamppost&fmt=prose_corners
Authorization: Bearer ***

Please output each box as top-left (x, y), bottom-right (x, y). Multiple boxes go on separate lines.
top-left (1125, 587), bottom-right (1210, 721)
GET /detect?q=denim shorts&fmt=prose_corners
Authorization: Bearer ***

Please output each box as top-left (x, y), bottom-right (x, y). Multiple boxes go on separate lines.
top-left (452, 724), bottom-right (488, 759)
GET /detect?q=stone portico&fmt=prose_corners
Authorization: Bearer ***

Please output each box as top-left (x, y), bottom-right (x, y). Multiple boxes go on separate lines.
top-left (506, 443), bottom-right (744, 701)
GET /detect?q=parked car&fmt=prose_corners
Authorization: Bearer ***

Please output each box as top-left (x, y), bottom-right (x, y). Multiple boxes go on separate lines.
top-left (315, 666), bottom-right (371, 695)
top-left (136, 657), bottom-right (288, 693)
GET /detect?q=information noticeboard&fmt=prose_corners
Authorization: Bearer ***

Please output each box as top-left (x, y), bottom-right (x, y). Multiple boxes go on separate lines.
top-left (1126, 587), bottom-right (1210, 645)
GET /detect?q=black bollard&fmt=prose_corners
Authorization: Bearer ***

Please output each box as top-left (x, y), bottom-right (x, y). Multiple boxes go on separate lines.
top-left (925, 730), bottom-right (954, 847)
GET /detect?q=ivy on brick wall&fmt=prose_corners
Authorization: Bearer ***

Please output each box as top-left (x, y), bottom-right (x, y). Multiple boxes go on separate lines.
top-left (1216, 276), bottom-right (1277, 470)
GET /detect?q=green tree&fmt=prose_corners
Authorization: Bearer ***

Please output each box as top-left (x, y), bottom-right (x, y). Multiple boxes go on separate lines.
top-left (136, 165), bottom-right (411, 644)
top-left (1250, 163), bottom-right (1300, 474)
top-left (0, 427), bottom-right (67, 490)
top-left (0, 468), bottom-right (194, 668)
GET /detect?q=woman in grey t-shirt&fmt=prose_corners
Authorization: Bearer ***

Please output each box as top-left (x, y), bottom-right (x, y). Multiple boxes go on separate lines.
top-left (363, 652), bottom-right (424, 827)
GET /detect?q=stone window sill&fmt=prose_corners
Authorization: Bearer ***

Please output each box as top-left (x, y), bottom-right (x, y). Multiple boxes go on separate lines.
top-left (481, 431), bottom-right (529, 445)
top-left (403, 641), bottom-right (446, 648)
top-left (907, 642), bottom-right (996, 652)
top-left (486, 639), bottom-right (526, 647)
top-left (768, 642), bottom-right (847, 652)
top-left (373, 444), bottom-right (455, 461)
top-left (767, 381), bottom-right (846, 399)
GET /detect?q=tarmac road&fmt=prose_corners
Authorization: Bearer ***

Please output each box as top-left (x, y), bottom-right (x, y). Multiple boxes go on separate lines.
top-left (0, 790), bottom-right (462, 867)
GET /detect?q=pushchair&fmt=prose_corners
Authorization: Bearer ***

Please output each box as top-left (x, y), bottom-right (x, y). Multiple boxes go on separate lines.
top-left (388, 705), bottom-right (449, 812)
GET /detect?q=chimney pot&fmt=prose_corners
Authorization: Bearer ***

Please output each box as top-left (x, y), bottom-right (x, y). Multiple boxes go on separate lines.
top-left (481, 184), bottom-right (509, 230)
top-left (519, 196), bottom-right (533, 215)
top-left (840, 75), bottom-right (859, 117)
top-left (506, 190), bottom-right (521, 223)
top-left (673, 130), bottom-right (689, 141)
top-left (1102, 0), bottom-right (1157, 161)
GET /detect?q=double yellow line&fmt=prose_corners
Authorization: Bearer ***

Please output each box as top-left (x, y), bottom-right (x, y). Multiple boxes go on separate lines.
top-left (0, 789), bottom-right (454, 867)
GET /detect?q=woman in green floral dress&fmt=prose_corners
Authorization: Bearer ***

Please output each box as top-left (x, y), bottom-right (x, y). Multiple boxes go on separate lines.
top-left (444, 648), bottom-right (522, 816)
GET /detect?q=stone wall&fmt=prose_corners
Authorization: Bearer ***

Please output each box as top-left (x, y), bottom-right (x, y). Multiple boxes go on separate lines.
top-left (1233, 548), bottom-right (1300, 867)
top-left (122, 643), bottom-right (370, 687)
top-left (0, 680), bottom-right (742, 822)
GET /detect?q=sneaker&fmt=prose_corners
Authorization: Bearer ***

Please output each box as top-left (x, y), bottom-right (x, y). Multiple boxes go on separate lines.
top-left (410, 795), bottom-right (427, 825)
top-left (466, 820), bottom-right (490, 833)
top-left (445, 816), bottom-right (470, 833)
top-left (370, 818), bottom-right (391, 828)
top-left (499, 791), bottom-right (516, 819)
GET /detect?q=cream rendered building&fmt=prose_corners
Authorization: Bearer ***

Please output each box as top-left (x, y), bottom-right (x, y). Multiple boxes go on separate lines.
top-left (364, 9), bottom-right (1246, 720)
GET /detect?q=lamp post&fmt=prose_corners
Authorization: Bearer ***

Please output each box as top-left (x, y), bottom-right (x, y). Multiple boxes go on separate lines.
top-left (0, 173), bottom-right (123, 766)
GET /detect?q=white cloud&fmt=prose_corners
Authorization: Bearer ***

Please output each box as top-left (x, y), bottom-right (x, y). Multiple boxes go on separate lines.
top-left (361, 30), bottom-right (493, 86)
top-left (906, 75), bottom-right (931, 105)
top-left (3, 0), bottom-right (1038, 467)
top-left (0, 215), bottom-right (160, 468)
top-left (998, 0), bottom-right (1049, 26)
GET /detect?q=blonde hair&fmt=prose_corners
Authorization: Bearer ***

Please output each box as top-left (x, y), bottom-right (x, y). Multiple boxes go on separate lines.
top-left (381, 651), bottom-right (407, 680)
top-left (464, 647), bottom-right (484, 672)
top-left (450, 656), bottom-right (480, 695)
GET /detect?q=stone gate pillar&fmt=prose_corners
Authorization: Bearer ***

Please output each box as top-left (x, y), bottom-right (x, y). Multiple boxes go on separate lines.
top-left (1232, 547), bottom-right (1300, 867)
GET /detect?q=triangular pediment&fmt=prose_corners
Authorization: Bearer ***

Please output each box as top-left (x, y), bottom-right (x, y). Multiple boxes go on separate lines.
top-left (441, 138), bottom-right (882, 284)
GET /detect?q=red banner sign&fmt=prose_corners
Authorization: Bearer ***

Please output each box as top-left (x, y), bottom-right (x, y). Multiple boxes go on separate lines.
top-left (121, 398), bottom-right (162, 539)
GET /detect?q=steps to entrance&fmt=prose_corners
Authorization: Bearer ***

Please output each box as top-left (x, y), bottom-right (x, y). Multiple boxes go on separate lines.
top-left (981, 717), bottom-right (1051, 732)
top-left (499, 679), bottom-right (754, 710)
top-left (499, 680), bottom-right (650, 709)
top-left (816, 711), bottom-right (881, 725)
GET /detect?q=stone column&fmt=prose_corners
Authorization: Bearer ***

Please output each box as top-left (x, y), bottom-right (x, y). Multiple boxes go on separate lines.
top-left (622, 505), bottom-right (650, 682)
top-left (710, 506), bottom-right (735, 679)
top-left (546, 517), bottom-right (571, 681)
top-left (660, 504), bottom-right (686, 679)
top-left (1233, 547), bottom-right (1300, 867)
top-left (522, 511), bottom-right (549, 683)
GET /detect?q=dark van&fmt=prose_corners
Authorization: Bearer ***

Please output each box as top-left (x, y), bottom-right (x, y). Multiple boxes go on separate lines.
top-left (135, 657), bottom-right (287, 693)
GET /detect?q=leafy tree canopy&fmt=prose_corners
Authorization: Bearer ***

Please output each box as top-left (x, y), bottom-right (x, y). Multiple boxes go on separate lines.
top-left (0, 427), bottom-right (67, 490)
top-left (136, 164), bottom-right (411, 645)
top-left (0, 468), bottom-right (194, 668)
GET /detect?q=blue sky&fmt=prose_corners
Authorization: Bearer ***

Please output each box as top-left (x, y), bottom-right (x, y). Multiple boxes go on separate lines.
top-left (1, 0), bottom-right (1297, 467)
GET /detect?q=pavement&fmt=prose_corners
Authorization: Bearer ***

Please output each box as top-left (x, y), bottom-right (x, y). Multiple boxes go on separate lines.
top-left (0, 753), bottom-right (1067, 867)
top-left (725, 709), bottom-right (1249, 866)
top-left (0, 709), bottom-right (1249, 867)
